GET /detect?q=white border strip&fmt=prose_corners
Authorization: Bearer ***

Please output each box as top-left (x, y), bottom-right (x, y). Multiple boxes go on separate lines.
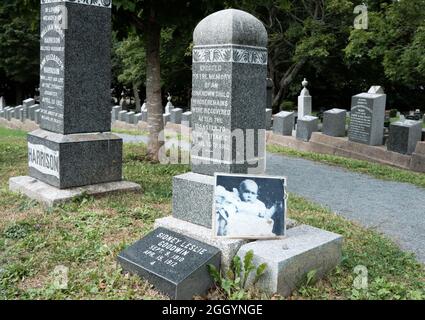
top-left (193, 46), bottom-right (267, 65)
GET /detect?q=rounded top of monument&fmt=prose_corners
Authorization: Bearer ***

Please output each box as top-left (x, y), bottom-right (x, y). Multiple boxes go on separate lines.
top-left (193, 9), bottom-right (267, 47)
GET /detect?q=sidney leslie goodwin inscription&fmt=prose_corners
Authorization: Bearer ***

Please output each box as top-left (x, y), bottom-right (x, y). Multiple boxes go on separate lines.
top-left (117, 227), bottom-right (220, 299)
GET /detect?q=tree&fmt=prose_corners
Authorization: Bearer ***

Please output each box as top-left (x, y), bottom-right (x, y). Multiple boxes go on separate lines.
top-left (345, 0), bottom-right (425, 108)
top-left (113, 0), bottom-right (221, 161)
top-left (115, 33), bottom-right (146, 111)
top-left (0, 0), bottom-right (39, 104)
top-left (234, 0), bottom-right (357, 110)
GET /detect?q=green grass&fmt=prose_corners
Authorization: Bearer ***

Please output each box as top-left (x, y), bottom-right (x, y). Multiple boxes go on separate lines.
top-left (267, 145), bottom-right (425, 189)
top-left (0, 126), bottom-right (423, 300)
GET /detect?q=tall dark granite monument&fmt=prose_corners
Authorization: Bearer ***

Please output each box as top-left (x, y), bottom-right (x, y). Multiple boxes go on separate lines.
top-left (9, 0), bottom-right (140, 206)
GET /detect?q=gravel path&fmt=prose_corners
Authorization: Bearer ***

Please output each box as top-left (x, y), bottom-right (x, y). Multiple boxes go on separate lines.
top-left (266, 153), bottom-right (425, 264)
top-left (117, 133), bottom-right (425, 263)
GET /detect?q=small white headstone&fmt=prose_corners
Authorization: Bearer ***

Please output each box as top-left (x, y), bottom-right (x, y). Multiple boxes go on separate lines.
top-left (165, 93), bottom-right (174, 114)
top-left (298, 78), bottom-right (312, 118)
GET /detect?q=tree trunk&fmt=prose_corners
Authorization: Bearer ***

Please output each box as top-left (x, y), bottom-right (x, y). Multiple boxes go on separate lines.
top-left (145, 11), bottom-right (164, 162)
top-left (133, 82), bottom-right (142, 112)
top-left (15, 84), bottom-right (23, 105)
top-left (273, 58), bottom-right (307, 110)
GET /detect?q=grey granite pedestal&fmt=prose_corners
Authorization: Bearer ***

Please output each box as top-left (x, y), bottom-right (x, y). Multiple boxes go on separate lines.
top-left (172, 172), bottom-right (215, 228)
top-left (27, 129), bottom-right (123, 189)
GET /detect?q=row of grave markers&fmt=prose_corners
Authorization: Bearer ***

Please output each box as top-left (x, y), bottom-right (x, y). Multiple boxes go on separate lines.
top-left (271, 85), bottom-right (424, 156)
top-left (0, 99), bottom-right (41, 124)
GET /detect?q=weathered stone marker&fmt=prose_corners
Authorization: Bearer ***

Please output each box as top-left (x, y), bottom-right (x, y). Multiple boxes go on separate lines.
top-left (9, 0), bottom-right (140, 204)
top-left (182, 111), bottom-right (192, 127)
top-left (387, 120), bottom-right (422, 155)
top-left (296, 115), bottom-right (319, 141)
top-left (170, 108), bottom-right (182, 124)
top-left (348, 86), bottom-right (386, 146)
top-left (118, 227), bottom-right (220, 300)
top-left (273, 111), bottom-right (295, 136)
top-left (322, 108), bottom-right (346, 137)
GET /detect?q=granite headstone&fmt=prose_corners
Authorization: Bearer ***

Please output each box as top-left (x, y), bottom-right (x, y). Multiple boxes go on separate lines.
top-left (348, 86), bottom-right (386, 146)
top-left (182, 111), bottom-right (192, 127)
top-left (296, 115), bottom-right (319, 141)
top-left (118, 227), bottom-right (220, 300)
top-left (24, 0), bottom-right (123, 189)
top-left (170, 108), bottom-right (182, 124)
top-left (273, 111), bottom-right (294, 136)
top-left (173, 9), bottom-right (268, 227)
top-left (39, 0), bottom-right (112, 134)
top-left (387, 120), bottom-right (422, 155)
top-left (265, 108), bottom-right (272, 130)
top-left (322, 108), bottom-right (346, 137)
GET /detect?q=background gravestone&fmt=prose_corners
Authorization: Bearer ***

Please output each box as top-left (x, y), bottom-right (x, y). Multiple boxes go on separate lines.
top-left (387, 120), bottom-right (422, 155)
top-left (322, 108), bottom-right (346, 137)
top-left (171, 108), bottom-right (182, 124)
top-left (273, 111), bottom-right (294, 136)
top-left (182, 111), bottom-right (192, 127)
top-left (348, 86), bottom-right (386, 146)
top-left (265, 108), bottom-right (273, 130)
top-left (296, 115), bottom-right (318, 141)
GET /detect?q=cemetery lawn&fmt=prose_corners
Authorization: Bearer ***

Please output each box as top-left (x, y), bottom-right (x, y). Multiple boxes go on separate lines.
top-left (268, 145), bottom-right (425, 189)
top-left (0, 126), bottom-right (424, 300)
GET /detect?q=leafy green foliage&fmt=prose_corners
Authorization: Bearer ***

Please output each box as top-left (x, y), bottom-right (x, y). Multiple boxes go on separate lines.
top-left (0, 0), bottom-right (39, 102)
top-left (208, 250), bottom-right (268, 300)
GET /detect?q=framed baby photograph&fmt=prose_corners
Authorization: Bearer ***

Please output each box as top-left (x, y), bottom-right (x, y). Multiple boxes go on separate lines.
top-left (212, 173), bottom-right (287, 239)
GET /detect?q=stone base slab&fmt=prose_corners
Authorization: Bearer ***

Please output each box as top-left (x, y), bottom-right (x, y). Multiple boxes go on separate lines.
top-left (9, 176), bottom-right (141, 207)
top-left (237, 224), bottom-right (343, 297)
top-left (154, 216), bottom-right (247, 270)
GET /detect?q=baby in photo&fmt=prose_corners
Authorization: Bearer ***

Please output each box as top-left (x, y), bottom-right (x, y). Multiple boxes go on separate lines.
top-left (215, 179), bottom-right (278, 237)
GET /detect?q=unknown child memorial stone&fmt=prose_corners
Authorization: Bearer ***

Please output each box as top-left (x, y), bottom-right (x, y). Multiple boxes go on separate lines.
top-left (348, 86), bottom-right (386, 146)
top-left (9, 0), bottom-right (140, 205)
